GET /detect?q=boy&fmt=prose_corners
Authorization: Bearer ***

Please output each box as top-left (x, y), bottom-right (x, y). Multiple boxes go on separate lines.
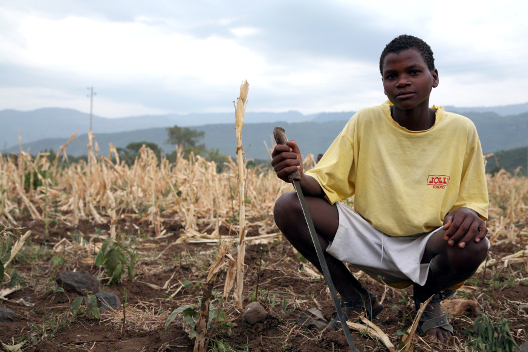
top-left (271, 34), bottom-right (489, 343)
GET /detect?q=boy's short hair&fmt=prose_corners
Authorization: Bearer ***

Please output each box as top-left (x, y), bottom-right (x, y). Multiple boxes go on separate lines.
top-left (379, 35), bottom-right (435, 74)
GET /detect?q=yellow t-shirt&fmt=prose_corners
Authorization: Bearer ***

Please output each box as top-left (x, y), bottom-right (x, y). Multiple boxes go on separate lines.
top-left (306, 101), bottom-right (489, 237)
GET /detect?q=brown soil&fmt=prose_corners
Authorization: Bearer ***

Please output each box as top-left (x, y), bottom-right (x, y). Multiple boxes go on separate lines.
top-left (1, 216), bottom-right (527, 351)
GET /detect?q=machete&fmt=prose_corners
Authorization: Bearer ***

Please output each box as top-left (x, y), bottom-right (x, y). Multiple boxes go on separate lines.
top-left (273, 127), bottom-right (357, 352)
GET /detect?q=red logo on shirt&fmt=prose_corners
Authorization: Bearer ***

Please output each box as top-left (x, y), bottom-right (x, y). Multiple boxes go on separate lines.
top-left (427, 175), bottom-right (450, 189)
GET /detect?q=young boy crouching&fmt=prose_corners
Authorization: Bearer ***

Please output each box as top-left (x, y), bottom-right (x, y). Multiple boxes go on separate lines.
top-left (271, 34), bottom-right (489, 343)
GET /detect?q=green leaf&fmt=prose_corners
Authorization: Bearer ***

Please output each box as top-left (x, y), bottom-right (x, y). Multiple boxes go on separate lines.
top-left (51, 255), bottom-right (64, 267)
top-left (182, 278), bottom-right (192, 288)
top-left (87, 294), bottom-right (100, 319)
top-left (104, 247), bottom-right (122, 275)
top-left (109, 262), bottom-right (125, 285)
top-left (94, 250), bottom-right (105, 267)
top-left (95, 238), bottom-right (112, 266)
top-left (182, 306), bottom-right (199, 319)
top-left (0, 260), bottom-right (4, 282)
top-left (165, 304), bottom-right (195, 332)
top-left (71, 297), bottom-right (83, 314)
top-left (296, 252), bottom-right (308, 264)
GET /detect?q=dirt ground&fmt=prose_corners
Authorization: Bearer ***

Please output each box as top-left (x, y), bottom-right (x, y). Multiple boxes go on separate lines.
top-left (1, 215), bottom-right (527, 352)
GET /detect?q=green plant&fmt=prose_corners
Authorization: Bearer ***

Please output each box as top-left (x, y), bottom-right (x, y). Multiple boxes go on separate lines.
top-left (27, 312), bottom-right (73, 344)
top-left (0, 233), bottom-right (14, 282)
top-left (165, 299), bottom-right (236, 340)
top-left (16, 241), bottom-right (52, 264)
top-left (209, 299), bottom-right (236, 335)
top-left (23, 169), bottom-right (47, 192)
top-left (8, 271), bottom-right (24, 288)
top-left (95, 238), bottom-right (137, 285)
top-left (71, 294), bottom-right (100, 319)
top-left (465, 313), bottom-right (518, 352)
top-left (165, 304), bottom-right (199, 338)
top-left (485, 276), bottom-right (518, 291)
top-left (211, 339), bottom-right (235, 352)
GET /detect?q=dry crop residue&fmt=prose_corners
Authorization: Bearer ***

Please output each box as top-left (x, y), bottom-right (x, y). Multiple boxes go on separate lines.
top-left (0, 150), bottom-right (527, 351)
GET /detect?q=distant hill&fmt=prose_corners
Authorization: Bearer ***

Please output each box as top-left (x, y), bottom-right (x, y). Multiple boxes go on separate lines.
top-left (486, 146), bottom-right (528, 176)
top-left (7, 121), bottom-right (349, 161)
top-left (445, 102), bottom-right (528, 116)
top-left (0, 108), bottom-right (308, 149)
top-left (311, 111), bottom-right (355, 122)
top-left (467, 111), bottom-right (528, 153)
top-left (3, 103), bottom-right (528, 161)
top-left (309, 102), bottom-right (528, 122)
top-left (8, 110), bottom-right (528, 162)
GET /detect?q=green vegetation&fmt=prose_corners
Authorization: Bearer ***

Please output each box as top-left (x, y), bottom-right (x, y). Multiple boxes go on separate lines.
top-left (165, 298), bottom-right (236, 339)
top-left (94, 238), bottom-right (137, 285)
top-left (465, 313), bottom-right (518, 352)
top-left (0, 232), bottom-right (14, 282)
top-left (166, 125), bottom-right (206, 156)
top-left (117, 141), bottom-right (163, 164)
top-left (71, 294), bottom-right (100, 319)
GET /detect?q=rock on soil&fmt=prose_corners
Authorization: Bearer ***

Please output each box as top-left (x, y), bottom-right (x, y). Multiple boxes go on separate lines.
top-left (96, 292), bottom-right (121, 310)
top-left (56, 271), bottom-right (100, 295)
top-left (242, 302), bottom-right (267, 326)
top-left (441, 299), bottom-right (478, 316)
top-left (516, 340), bottom-right (528, 352)
top-left (0, 307), bottom-right (15, 322)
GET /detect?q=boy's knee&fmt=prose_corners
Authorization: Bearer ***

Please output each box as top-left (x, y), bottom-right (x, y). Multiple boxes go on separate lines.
top-left (465, 238), bottom-right (488, 262)
top-left (273, 192), bottom-right (301, 228)
top-left (450, 238), bottom-right (489, 269)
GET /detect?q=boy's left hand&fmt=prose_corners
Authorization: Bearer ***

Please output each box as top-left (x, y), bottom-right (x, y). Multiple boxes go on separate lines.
top-left (443, 207), bottom-right (487, 248)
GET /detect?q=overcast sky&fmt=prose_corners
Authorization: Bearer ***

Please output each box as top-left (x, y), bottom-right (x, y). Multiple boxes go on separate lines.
top-left (1, 0), bottom-right (527, 118)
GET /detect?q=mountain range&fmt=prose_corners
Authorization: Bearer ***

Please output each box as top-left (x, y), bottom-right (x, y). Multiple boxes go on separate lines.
top-left (2, 102), bottom-right (528, 161)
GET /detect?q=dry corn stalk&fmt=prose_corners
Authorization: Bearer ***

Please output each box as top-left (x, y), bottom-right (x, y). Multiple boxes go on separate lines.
top-left (55, 132), bottom-right (78, 162)
top-left (234, 80), bottom-right (249, 310)
top-left (347, 316), bottom-right (396, 352)
top-left (398, 295), bottom-right (433, 351)
top-left (3, 230), bottom-right (32, 269)
top-left (194, 238), bottom-right (234, 352)
top-left (477, 247), bottom-right (528, 273)
top-left (223, 256), bottom-right (237, 301)
top-left (1, 117), bottom-right (527, 274)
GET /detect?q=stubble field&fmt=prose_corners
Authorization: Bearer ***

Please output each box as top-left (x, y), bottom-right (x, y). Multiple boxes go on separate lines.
top-left (0, 143), bottom-right (527, 352)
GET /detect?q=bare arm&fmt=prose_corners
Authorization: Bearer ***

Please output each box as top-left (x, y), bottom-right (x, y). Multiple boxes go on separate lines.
top-left (271, 140), bottom-right (325, 198)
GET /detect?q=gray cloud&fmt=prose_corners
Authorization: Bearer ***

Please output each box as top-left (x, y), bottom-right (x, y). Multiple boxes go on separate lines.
top-left (1, 0), bottom-right (527, 117)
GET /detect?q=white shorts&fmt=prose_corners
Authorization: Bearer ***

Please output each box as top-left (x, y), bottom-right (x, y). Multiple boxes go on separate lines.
top-left (326, 202), bottom-right (441, 287)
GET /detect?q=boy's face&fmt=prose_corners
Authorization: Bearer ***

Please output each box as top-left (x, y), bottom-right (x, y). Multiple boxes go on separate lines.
top-left (382, 48), bottom-right (439, 111)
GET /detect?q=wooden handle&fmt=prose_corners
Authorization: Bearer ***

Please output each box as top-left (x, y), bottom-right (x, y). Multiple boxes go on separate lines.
top-left (273, 127), bottom-right (301, 182)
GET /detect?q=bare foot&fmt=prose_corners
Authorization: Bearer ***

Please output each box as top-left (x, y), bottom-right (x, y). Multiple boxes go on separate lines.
top-left (422, 301), bottom-right (453, 343)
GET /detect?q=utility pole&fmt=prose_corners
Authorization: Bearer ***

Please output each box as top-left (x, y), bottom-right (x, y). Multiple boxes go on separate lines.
top-left (87, 87), bottom-right (96, 131)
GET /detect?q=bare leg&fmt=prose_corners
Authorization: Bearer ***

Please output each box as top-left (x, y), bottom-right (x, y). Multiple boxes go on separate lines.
top-left (413, 229), bottom-right (488, 342)
top-left (274, 192), bottom-right (373, 307)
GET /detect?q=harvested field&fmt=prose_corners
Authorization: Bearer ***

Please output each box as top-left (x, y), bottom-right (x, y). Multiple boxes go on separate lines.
top-left (1, 142), bottom-right (528, 351)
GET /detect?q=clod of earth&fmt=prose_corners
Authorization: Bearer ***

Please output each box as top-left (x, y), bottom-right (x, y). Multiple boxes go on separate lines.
top-left (441, 299), bottom-right (479, 317)
top-left (95, 292), bottom-right (121, 311)
top-left (0, 307), bottom-right (15, 322)
top-left (242, 301), bottom-right (267, 326)
top-left (56, 271), bottom-right (100, 295)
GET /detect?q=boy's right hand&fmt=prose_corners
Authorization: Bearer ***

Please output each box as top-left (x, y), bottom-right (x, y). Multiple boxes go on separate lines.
top-left (271, 140), bottom-right (303, 183)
